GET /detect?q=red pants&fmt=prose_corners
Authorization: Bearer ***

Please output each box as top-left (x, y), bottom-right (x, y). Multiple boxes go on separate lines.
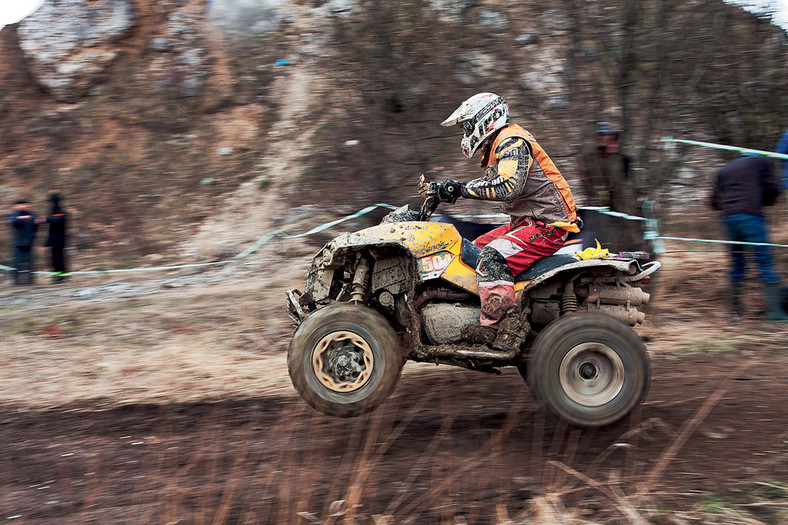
top-left (473, 218), bottom-right (567, 326)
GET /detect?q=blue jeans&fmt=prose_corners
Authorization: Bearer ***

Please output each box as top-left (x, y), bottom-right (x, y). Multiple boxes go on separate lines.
top-left (723, 214), bottom-right (780, 284)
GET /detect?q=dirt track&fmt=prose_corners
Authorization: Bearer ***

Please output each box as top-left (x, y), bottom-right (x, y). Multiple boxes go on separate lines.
top-left (1, 237), bottom-right (787, 523)
top-left (2, 349), bottom-right (786, 524)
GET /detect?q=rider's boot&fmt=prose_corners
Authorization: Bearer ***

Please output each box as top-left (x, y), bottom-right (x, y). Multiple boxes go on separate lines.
top-left (491, 313), bottom-right (527, 353)
top-left (461, 281), bottom-right (516, 346)
top-left (763, 283), bottom-right (788, 322)
top-left (460, 323), bottom-right (497, 346)
top-left (460, 310), bottom-right (527, 353)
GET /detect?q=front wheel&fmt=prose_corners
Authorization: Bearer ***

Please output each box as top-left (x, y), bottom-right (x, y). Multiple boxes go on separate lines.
top-left (288, 303), bottom-right (403, 417)
top-left (527, 312), bottom-right (650, 428)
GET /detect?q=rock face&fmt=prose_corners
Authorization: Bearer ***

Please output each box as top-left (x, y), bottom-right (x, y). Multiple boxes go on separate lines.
top-left (17, 0), bottom-right (135, 103)
top-left (146, 1), bottom-right (213, 99)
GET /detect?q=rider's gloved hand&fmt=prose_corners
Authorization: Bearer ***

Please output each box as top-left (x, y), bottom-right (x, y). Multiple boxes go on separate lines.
top-left (438, 179), bottom-right (463, 204)
top-left (418, 179), bottom-right (438, 200)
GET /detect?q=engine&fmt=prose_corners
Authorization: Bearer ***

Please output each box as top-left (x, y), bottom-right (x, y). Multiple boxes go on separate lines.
top-left (421, 303), bottom-right (481, 344)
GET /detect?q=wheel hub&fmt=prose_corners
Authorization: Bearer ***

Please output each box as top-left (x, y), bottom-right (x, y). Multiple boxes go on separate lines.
top-left (559, 343), bottom-right (624, 407)
top-left (312, 331), bottom-right (374, 393)
top-left (579, 362), bottom-right (598, 380)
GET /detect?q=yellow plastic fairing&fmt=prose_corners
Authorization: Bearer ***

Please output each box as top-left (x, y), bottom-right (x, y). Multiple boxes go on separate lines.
top-left (356, 222), bottom-right (461, 258)
top-left (431, 250), bottom-right (478, 293)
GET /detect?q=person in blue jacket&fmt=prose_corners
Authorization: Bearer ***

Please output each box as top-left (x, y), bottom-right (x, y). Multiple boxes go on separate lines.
top-left (6, 199), bottom-right (38, 285)
top-left (777, 129), bottom-right (788, 190)
top-left (711, 155), bottom-right (786, 321)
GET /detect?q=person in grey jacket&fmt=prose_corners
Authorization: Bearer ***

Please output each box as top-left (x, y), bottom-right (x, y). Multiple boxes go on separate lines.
top-left (711, 155), bottom-right (786, 321)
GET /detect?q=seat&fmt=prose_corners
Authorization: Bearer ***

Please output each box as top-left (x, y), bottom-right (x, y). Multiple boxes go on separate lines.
top-left (460, 238), bottom-right (577, 282)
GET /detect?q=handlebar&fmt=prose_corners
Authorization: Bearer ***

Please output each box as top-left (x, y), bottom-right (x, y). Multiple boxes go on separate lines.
top-left (416, 175), bottom-right (441, 221)
top-left (417, 194), bottom-right (440, 221)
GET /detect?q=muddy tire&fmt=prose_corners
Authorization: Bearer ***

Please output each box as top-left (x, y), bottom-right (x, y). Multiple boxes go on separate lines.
top-left (527, 312), bottom-right (650, 428)
top-left (288, 303), bottom-right (403, 418)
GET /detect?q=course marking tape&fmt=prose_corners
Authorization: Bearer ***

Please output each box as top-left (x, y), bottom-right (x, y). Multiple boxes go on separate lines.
top-left (661, 137), bottom-right (788, 160)
top-left (655, 236), bottom-right (788, 249)
top-left (3, 201), bottom-right (784, 276)
top-left (1, 204), bottom-right (397, 276)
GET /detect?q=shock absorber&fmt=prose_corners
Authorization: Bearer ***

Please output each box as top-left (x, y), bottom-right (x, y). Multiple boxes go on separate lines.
top-left (350, 257), bottom-right (371, 304)
top-left (562, 279), bottom-right (578, 313)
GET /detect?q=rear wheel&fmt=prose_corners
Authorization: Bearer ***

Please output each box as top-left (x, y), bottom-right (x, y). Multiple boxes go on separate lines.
top-left (288, 303), bottom-right (403, 417)
top-left (527, 312), bottom-right (650, 428)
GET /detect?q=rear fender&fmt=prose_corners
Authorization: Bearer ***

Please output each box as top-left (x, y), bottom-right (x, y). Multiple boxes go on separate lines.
top-left (523, 259), bottom-right (660, 327)
top-left (519, 259), bottom-right (660, 294)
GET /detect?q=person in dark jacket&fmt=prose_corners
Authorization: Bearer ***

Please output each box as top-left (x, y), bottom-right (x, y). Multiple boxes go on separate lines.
top-left (579, 122), bottom-right (643, 251)
top-left (711, 155), bottom-right (786, 321)
top-left (6, 199), bottom-right (38, 285)
top-left (777, 128), bottom-right (788, 190)
top-left (37, 192), bottom-right (68, 282)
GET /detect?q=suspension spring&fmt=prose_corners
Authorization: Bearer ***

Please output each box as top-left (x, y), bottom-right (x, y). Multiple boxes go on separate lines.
top-left (350, 258), bottom-right (371, 303)
top-left (562, 279), bottom-right (578, 313)
top-left (562, 293), bottom-right (579, 313)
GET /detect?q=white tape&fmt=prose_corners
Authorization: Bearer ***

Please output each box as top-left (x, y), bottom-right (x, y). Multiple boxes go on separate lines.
top-left (3, 201), bottom-right (782, 278)
top-left (662, 137), bottom-right (788, 160)
top-left (2, 203), bottom-right (396, 276)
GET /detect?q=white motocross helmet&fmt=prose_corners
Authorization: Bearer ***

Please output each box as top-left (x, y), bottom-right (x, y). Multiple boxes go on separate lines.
top-left (441, 92), bottom-right (509, 158)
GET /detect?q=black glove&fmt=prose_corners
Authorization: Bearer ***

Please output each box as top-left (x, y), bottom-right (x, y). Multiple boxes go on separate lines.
top-left (438, 179), bottom-right (463, 204)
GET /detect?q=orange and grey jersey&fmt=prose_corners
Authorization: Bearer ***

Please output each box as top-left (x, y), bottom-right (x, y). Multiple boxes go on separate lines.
top-left (461, 124), bottom-right (578, 230)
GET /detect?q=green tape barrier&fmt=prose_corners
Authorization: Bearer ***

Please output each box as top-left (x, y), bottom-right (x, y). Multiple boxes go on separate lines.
top-left (4, 201), bottom-right (785, 277)
top-left (2, 203), bottom-right (397, 276)
top-left (655, 236), bottom-right (788, 248)
top-left (661, 137), bottom-right (788, 160)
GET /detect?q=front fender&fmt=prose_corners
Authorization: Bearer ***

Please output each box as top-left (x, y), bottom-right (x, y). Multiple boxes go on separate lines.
top-left (319, 222), bottom-right (462, 268)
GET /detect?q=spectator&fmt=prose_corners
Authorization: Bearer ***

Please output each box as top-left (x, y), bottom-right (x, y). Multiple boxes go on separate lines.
top-left (36, 192), bottom-right (68, 282)
top-left (777, 128), bottom-right (788, 190)
top-left (579, 123), bottom-right (632, 208)
top-left (711, 155), bottom-right (786, 321)
top-left (579, 122), bottom-right (642, 251)
top-left (5, 199), bottom-right (38, 285)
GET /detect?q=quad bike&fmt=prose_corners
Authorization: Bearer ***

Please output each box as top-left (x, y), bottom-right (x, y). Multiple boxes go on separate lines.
top-left (285, 180), bottom-right (661, 428)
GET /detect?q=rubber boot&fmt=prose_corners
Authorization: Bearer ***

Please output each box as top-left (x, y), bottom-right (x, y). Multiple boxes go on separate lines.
top-left (729, 281), bottom-right (743, 321)
top-left (491, 313), bottom-right (527, 353)
top-left (763, 283), bottom-right (788, 322)
top-left (462, 281), bottom-right (518, 347)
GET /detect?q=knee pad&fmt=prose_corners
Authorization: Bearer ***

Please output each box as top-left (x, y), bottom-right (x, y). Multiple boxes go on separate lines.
top-left (476, 246), bottom-right (514, 284)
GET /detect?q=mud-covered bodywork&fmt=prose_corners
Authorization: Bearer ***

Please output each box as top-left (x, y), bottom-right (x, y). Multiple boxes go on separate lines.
top-left (295, 220), bottom-right (660, 326)
top-left (297, 219), bottom-right (469, 309)
top-left (287, 196), bottom-right (662, 358)
top-left (285, 192), bottom-right (660, 427)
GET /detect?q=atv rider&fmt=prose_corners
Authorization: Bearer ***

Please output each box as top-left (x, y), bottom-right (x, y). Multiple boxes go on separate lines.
top-left (422, 93), bottom-right (580, 337)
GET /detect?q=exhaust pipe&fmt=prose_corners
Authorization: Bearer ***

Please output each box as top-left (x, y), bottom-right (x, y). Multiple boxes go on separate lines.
top-left (584, 304), bottom-right (646, 326)
top-left (577, 284), bottom-right (649, 325)
top-left (579, 284), bottom-right (650, 306)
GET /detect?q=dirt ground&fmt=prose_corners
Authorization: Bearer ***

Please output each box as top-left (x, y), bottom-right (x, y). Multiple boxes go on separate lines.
top-left (1, 241), bottom-right (787, 524)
